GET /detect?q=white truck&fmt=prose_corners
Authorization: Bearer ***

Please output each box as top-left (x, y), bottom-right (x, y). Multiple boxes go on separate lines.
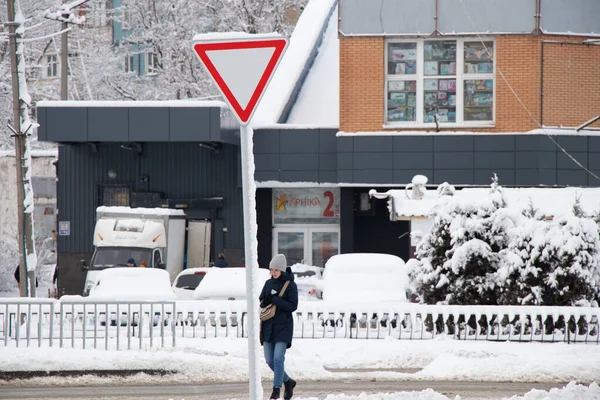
top-left (81, 206), bottom-right (211, 295)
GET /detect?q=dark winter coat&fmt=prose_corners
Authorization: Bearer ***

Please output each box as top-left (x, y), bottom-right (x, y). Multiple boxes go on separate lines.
top-left (259, 267), bottom-right (298, 348)
top-left (214, 258), bottom-right (228, 268)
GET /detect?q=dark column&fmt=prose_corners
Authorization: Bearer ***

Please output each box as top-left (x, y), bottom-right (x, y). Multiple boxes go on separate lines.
top-left (256, 188), bottom-right (272, 269)
top-left (340, 187), bottom-right (354, 254)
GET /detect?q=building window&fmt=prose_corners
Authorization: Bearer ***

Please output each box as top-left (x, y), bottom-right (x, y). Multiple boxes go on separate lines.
top-left (146, 52), bottom-right (159, 75)
top-left (85, 0), bottom-right (107, 27)
top-left (385, 38), bottom-right (495, 126)
top-left (46, 55), bottom-right (58, 78)
top-left (121, 2), bottom-right (131, 30)
top-left (99, 184), bottom-right (130, 207)
top-left (125, 55), bottom-right (135, 73)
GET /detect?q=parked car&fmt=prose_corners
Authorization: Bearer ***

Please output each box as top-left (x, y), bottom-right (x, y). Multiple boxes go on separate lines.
top-left (316, 253), bottom-right (410, 328)
top-left (87, 267), bottom-right (176, 326)
top-left (193, 267), bottom-right (270, 326)
top-left (193, 267), bottom-right (270, 301)
top-left (291, 263), bottom-right (323, 301)
top-left (172, 268), bottom-right (210, 300)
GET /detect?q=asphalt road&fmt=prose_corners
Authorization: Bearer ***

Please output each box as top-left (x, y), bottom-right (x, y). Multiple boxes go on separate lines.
top-left (0, 380), bottom-right (569, 400)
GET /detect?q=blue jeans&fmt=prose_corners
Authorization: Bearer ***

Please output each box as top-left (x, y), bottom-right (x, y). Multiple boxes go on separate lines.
top-left (263, 342), bottom-right (290, 388)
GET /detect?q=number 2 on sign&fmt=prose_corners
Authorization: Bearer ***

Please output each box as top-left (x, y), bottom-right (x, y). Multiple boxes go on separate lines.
top-left (323, 191), bottom-right (334, 217)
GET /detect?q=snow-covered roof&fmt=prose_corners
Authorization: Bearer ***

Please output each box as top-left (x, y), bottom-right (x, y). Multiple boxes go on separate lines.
top-left (0, 149), bottom-right (58, 158)
top-left (96, 206), bottom-right (186, 216)
top-left (286, 6), bottom-right (339, 127)
top-left (253, 0), bottom-right (337, 127)
top-left (371, 187), bottom-right (600, 219)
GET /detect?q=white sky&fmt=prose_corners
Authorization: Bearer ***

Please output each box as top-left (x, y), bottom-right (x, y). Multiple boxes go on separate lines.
top-left (1, 337), bottom-right (598, 399)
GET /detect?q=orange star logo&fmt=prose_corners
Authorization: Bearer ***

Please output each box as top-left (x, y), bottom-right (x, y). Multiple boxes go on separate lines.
top-left (276, 194), bottom-right (288, 211)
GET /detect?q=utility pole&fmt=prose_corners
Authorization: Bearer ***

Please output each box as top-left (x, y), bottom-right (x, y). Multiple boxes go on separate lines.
top-left (44, 0), bottom-right (91, 100)
top-left (61, 17), bottom-right (68, 99)
top-left (6, 0), bottom-right (37, 297)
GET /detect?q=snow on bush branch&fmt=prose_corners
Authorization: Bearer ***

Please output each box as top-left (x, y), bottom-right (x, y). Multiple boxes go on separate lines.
top-left (407, 175), bottom-right (600, 307)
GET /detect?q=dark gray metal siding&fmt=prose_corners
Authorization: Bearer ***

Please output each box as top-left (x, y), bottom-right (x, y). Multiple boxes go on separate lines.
top-left (254, 129), bottom-right (338, 183)
top-left (40, 106), bottom-right (226, 143)
top-left (253, 129), bottom-right (600, 187)
top-left (57, 142), bottom-right (243, 253)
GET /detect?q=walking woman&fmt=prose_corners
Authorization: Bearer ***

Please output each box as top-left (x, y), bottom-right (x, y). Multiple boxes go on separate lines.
top-left (259, 254), bottom-right (298, 400)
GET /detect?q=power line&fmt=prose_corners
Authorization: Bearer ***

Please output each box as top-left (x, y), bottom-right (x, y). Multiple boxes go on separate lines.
top-left (457, 0), bottom-right (600, 182)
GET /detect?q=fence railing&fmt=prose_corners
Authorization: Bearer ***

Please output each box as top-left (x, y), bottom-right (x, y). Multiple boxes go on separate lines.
top-left (1, 299), bottom-right (598, 350)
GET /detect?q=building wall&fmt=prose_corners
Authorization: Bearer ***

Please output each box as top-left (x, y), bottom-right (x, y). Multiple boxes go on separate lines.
top-left (0, 153), bottom-right (57, 293)
top-left (339, 35), bottom-right (600, 133)
top-left (254, 129), bottom-right (600, 186)
top-left (55, 142), bottom-right (243, 294)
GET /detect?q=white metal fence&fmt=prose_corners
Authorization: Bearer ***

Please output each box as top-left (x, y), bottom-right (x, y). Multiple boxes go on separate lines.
top-left (1, 299), bottom-right (598, 350)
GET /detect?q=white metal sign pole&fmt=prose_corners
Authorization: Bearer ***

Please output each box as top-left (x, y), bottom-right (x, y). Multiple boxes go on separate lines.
top-left (192, 34), bottom-right (287, 400)
top-left (240, 123), bottom-right (262, 400)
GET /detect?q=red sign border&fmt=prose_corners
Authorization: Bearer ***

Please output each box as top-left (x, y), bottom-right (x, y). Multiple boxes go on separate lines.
top-left (193, 39), bottom-right (287, 124)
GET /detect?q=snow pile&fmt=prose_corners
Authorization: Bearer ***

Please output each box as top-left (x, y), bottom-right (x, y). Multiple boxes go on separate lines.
top-left (293, 382), bottom-right (599, 399)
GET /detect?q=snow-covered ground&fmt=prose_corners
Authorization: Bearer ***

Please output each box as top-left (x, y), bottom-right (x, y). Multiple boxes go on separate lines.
top-left (1, 336), bottom-right (599, 399)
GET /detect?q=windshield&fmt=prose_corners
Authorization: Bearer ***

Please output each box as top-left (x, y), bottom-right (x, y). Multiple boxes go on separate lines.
top-left (175, 273), bottom-right (206, 290)
top-left (91, 247), bottom-right (153, 269)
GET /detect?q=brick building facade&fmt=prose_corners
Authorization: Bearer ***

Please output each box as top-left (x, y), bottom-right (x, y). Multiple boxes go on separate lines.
top-left (340, 35), bottom-right (600, 133)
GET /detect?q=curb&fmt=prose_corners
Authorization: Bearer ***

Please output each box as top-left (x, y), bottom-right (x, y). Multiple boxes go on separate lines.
top-left (0, 370), bottom-right (177, 380)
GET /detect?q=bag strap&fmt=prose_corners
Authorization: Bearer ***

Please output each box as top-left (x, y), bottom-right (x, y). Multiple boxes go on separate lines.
top-left (278, 280), bottom-right (290, 297)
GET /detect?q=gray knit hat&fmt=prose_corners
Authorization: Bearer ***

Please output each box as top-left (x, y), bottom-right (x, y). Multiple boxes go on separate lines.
top-left (269, 254), bottom-right (287, 272)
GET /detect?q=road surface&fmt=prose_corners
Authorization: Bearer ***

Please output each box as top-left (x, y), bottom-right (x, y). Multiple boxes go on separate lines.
top-left (0, 380), bottom-right (569, 400)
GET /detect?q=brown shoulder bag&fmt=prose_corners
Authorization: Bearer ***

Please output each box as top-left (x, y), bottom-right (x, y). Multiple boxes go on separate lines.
top-left (259, 280), bottom-right (290, 322)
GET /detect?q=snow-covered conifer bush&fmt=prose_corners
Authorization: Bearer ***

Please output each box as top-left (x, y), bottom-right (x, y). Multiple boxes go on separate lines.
top-left (409, 175), bottom-right (518, 305)
top-left (499, 199), bottom-right (600, 306)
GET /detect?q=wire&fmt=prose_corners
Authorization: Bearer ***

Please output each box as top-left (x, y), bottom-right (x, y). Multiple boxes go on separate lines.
top-left (457, 0), bottom-right (600, 182)
top-left (22, 26), bottom-right (72, 42)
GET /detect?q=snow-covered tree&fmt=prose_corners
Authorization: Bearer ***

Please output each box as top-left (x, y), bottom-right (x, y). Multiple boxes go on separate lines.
top-left (409, 175), bottom-right (519, 305)
top-left (499, 202), bottom-right (600, 306)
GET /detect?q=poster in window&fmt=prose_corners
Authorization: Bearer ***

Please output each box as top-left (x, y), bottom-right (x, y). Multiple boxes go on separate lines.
top-left (424, 80), bottom-right (438, 91)
top-left (388, 81), bottom-right (405, 91)
top-left (424, 61), bottom-right (438, 75)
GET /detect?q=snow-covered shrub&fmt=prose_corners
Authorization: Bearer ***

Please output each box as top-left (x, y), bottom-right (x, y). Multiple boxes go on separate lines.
top-left (498, 203), bottom-right (600, 306)
top-left (409, 175), bottom-right (518, 305)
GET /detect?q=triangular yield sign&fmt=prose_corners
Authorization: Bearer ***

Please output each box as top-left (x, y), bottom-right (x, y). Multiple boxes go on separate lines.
top-left (193, 37), bottom-right (287, 125)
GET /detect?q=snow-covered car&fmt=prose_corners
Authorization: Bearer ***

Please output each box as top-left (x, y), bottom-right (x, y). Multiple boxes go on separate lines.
top-left (291, 263), bottom-right (323, 301)
top-left (193, 267), bottom-right (270, 326)
top-left (172, 268), bottom-right (210, 300)
top-left (88, 267), bottom-right (176, 326)
top-left (318, 253), bottom-right (409, 302)
top-left (316, 253), bottom-right (410, 328)
top-left (193, 267), bottom-right (270, 300)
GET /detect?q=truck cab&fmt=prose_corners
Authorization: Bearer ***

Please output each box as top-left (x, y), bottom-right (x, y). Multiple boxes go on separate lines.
top-left (82, 207), bottom-right (187, 295)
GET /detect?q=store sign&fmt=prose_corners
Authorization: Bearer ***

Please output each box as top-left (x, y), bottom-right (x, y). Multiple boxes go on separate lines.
top-left (274, 188), bottom-right (340, 222)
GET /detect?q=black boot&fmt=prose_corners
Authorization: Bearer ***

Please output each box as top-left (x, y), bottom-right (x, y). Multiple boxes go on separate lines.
top-left (283, 378), bottom-right (296, 400)
top-left (269, 387), bottom-right (281, 399)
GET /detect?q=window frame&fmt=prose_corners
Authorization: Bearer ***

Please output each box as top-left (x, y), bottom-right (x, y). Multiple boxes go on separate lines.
top-left (121, 2), bottom-right (131, 30)
top-left (46, 54), bottom-right (58, 78)
top-left (125, 54), bottom-right (135, 73)
top-left (384, 37), bottom-right (496, 128)
top-left (145, 52), bottom-right (159, 76)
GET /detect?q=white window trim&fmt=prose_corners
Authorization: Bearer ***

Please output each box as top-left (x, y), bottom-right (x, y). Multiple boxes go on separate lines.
top-left (121, 2), bottom-right (131, 30)
top-left (145, 52), bottom-right (158, 76)
top-left (384, 37), bottom-right (496, 129)
top-left (87, 1), bottom-right (107, 27)
top-left (125, 55), bottom-right (135, 73)
top-left (46, 54), bottom-right (58, 78)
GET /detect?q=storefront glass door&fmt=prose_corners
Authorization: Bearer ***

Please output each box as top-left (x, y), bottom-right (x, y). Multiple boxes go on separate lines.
top-left (273, 226), bottom-right (339, 267)
top-left (275, 231), bottom-right (306, 266)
